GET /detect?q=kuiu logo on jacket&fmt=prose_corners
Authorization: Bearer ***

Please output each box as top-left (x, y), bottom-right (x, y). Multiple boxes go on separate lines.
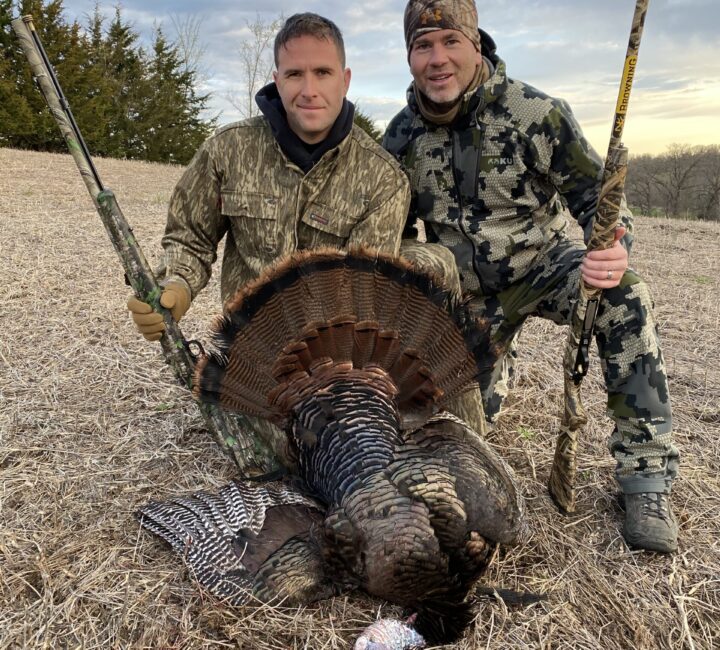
top-left (483, 155), bottom-right (514, 167)
top-left (477, 154), bottom-right (515, 174)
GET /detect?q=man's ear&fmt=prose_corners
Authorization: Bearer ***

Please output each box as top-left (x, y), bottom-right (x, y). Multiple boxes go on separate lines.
top-left (272, 70), bottom-right (279, 84)
top-left (343, 67), bottom-right (351, 95)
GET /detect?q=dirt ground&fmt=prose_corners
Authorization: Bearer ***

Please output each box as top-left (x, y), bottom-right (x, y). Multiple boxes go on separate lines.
top-left (1, 147), bottom-right (718, 649)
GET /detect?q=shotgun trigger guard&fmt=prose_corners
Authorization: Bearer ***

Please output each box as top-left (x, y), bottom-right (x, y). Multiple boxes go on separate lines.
top-left (572, 297), bottom-right (600, 383)
top-left (185, 339), bottom-right (205, 361)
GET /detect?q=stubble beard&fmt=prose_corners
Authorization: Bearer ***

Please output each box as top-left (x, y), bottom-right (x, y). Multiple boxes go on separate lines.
top-left (420, 66), bottom-right (481, 113)
top-left (421, 82), bottom-right (469, 114)
top-left (424, 93), bottom-right (461, 113)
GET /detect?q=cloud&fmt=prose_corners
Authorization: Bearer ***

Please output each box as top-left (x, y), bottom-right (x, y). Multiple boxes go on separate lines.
top-left (56, 0), bottom-right (720, 152)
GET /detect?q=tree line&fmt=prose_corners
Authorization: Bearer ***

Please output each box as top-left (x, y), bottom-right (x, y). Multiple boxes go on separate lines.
top-left (0, 0), bottom-right (214, 164)
top-left (0, 1), bottom-right (384, 167)
top-left (626, 144), bottom-right (720, 221)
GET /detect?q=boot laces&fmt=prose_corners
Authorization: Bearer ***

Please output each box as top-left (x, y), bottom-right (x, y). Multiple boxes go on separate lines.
top-left (638, 492), bottom-right (672, 523)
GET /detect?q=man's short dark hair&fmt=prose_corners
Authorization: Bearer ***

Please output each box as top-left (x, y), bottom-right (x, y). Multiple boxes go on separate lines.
top-left (274, 13), bottom-right (346, 68)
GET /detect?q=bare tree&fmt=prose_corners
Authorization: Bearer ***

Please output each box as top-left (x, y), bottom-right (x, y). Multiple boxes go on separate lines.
top-left (170, 13), bottom-right (209, 85)
top-left (627, 153), bottom-right (660, 216)
top-left (626, 144), bottom-right (720, 221)
top-left (694, 145), bottom-right (720, 222)
top-left (227, 13), bottom-right (284, 119)
top-left (653, 144), bottom-right (703, 218)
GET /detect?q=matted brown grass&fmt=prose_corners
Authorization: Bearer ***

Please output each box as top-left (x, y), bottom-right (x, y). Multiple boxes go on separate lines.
top-left (1, 146), bottom-right (718, 650)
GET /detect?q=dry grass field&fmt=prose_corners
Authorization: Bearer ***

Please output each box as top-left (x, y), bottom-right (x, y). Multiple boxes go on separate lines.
top-left (1, 146), bottom-right (719, 649)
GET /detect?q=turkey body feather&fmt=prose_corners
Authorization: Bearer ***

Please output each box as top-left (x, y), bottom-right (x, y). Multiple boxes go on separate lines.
top-left (138, 247), bottom-right (526, 644)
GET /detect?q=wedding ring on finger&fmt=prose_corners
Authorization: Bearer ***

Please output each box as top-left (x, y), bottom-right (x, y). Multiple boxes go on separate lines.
top-left (606, 270), bottom-right (614, 280)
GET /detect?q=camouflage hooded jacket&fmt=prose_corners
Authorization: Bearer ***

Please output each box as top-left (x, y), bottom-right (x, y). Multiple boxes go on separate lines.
top-left (383, 30), bottom-right (632, 296)
top-left (161, 115), bottom-right (409, 304)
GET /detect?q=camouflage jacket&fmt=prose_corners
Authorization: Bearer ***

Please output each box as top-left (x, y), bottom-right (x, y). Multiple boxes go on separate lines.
top-left (383, 32), bottom-right (632, 295)
top-left (161, 119), bottom-right (409, 304)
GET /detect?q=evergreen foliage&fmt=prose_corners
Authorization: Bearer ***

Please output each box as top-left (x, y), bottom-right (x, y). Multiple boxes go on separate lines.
top-left (0, 0), bottom-right (214, 164)
top-left (353, 104), bottom-right (383, 143)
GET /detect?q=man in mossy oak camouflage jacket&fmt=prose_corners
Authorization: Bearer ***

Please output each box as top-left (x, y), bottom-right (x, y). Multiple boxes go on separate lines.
top-left (383, 0), bottom-right (679, 552)
top-left (127, 13), bottom-right (408, 463)
top-left (159, 18), bottom-right (409, 307)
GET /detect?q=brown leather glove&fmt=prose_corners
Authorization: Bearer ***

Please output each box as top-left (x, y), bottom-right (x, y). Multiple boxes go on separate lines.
top-left (127, 281), bottom-right (191, 342)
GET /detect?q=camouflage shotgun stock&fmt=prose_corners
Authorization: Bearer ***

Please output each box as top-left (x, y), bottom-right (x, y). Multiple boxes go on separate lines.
top-left (548, 0), bottom-right (650, 513)
top-left (11, 15), bottom-right (280, 475)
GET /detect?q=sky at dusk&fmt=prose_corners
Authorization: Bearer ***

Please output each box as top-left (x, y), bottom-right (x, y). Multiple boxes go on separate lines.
top-left (57, 0), bottom-right (720, 156)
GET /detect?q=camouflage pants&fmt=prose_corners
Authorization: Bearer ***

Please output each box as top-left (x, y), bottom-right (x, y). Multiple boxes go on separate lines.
top-left (213, 411), bottom-right (292, 475)
top-left (404, 237), bottom-right (679, 492)
top-left (399, 241), bottom-right (488, 437)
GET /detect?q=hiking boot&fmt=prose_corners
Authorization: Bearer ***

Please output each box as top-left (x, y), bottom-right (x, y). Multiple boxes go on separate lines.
top-left (622, 492), bottom-right (678, 553)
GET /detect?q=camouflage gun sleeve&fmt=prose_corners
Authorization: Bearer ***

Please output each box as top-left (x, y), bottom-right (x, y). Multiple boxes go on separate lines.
top-left (161, 141), bottom-right (229, 298)
top-left (11, 14), bottom-right (282, 474)
top-left (541, 100), bottom-right (634, 254)
top-left (346, 172), bottom-right (410, 256)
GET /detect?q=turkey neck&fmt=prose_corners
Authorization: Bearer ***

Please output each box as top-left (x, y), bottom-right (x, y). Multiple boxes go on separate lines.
top-left (290, 379), bottom-right (402, 504)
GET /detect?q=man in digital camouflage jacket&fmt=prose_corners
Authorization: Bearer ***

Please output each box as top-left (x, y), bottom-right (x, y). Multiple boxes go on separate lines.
top-left (383, 0), bottom-right (679, 552)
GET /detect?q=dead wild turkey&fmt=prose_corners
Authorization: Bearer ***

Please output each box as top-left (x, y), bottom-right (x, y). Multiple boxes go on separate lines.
top-left (138, 247), bottom-right (526, 644)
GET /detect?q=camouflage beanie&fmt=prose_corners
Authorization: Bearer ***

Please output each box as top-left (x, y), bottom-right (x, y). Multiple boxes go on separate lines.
top-left (404, 0), bottom-right (481, 54)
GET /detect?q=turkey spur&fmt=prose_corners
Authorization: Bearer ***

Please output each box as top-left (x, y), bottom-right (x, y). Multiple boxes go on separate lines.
top-left (137, 247), bottom-right (526, 644)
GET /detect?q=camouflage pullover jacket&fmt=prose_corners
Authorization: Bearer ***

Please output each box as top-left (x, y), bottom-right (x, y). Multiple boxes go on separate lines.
top-left (161, 103), bottom-right (409, 304)
top-left (383, 31), bottom-right (632, 296)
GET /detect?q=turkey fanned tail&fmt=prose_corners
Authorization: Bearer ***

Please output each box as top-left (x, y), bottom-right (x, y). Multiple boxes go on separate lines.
top-left (194, 247), bottom-right (499, 427)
